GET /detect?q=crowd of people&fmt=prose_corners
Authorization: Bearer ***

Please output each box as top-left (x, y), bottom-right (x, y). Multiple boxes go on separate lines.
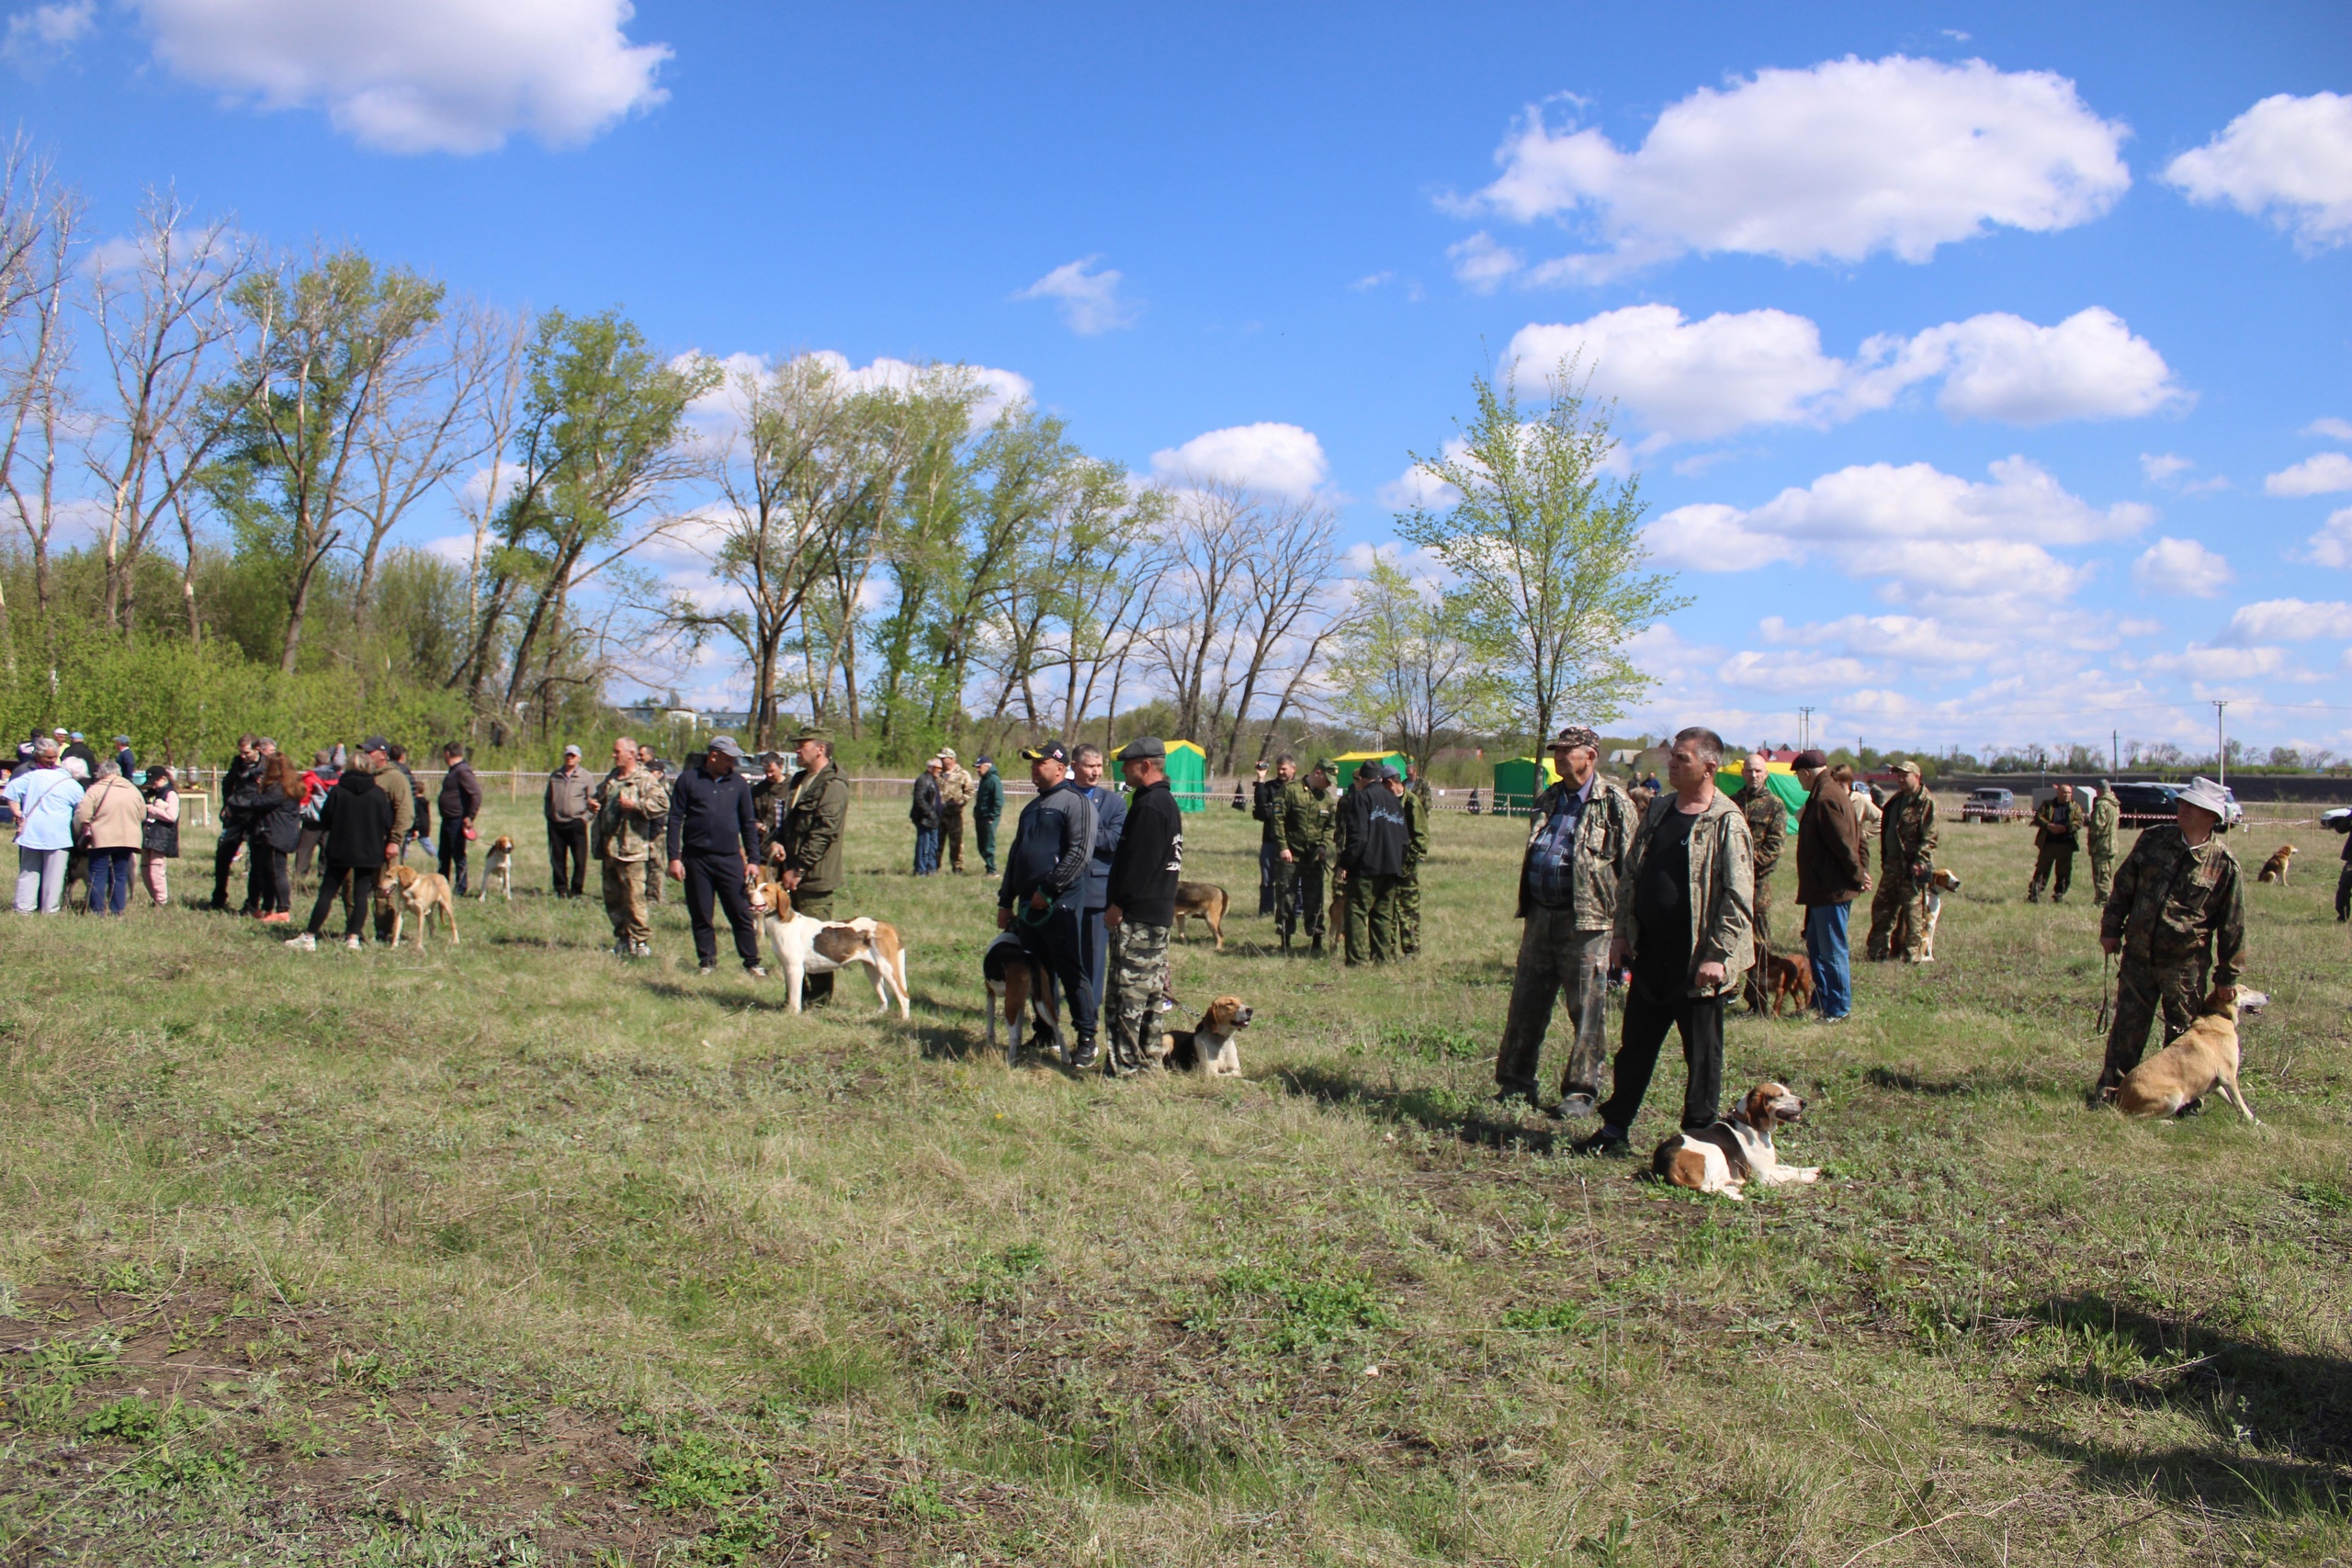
top-left (7, 712), bottom-right (2271, 1131)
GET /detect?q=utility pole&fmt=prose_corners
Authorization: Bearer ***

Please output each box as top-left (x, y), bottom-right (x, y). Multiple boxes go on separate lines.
top-left (2213, 700), bottom-right (2228, 785)
top-left (1797, 706), bottom-right (1815, 750)
top-left (2112, 729), bottom-right (2119, 773)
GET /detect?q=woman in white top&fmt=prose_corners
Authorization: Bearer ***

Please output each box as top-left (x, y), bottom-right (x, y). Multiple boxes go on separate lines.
top-left (3, 739), bottom-right (85, 913)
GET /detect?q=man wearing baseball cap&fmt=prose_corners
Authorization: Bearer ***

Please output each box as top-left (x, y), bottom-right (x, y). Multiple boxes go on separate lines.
top-left (936, 747), bottom-right (977, 874)
top-left (2096, 775), bottom-right (2245, 1101)
top-left (544, 743), bottom-right (595, 899)
top-left (666, 736), bottom-right (765, 976)
top-left (998, 740), bottom-right (1099, 1065)
top-left (1864, 760), bottom-right (1939, 964)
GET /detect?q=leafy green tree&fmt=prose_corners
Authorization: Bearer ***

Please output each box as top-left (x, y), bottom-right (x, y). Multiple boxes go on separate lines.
top-left (1398, 365), bottom-right (1686, 743)
top-left (1329, 557), bottom-right (1510, 781)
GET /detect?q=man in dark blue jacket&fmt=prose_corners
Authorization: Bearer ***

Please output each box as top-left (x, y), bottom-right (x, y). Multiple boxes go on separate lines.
top-left (665, 736), bottom-right (765, 976)
top-left (997, 740), bottom-right (1099, 1066)
top-left (1073, 742), bottom-right (1126, 1030)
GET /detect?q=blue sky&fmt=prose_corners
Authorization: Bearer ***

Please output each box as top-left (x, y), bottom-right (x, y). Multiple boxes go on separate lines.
top-left (7, 1), bottom-right (2349, 754)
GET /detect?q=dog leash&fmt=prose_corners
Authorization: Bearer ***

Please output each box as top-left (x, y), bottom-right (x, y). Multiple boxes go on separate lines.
top-left (2096, 951), bottom-right (2114, 1034)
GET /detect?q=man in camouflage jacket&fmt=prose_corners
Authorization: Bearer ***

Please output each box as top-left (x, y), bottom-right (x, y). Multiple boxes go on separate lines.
top-left (2096, 776), bottom-right (2245, 1099)
top-left (595, 739), bottom-right (671, 956)
top-left (1394, 772), bottom-right (1430, 956)
top-left (937, 749), bottom-right (977, 874)
top-left (1734, 752), bottom-right (1786, 1012)
top-left (2028, 784), bottom-right (2082, 903)
top-left (1494, 727), bottom-right (1640, 1116)
top-left (1864, 760), bottom-right (1939, 962)
top-left (1270, 759), bottom-right (1337, 953)
top-left (2087, 781), bottom-right (2121, 904)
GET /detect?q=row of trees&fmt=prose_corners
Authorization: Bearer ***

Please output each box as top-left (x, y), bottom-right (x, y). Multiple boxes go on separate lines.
top-left (1, 146), bottom-right (1683, 773)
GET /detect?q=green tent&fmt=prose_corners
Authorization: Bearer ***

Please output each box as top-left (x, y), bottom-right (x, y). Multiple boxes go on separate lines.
top-left (1491, 756), bottom-right (1558, 814)
top-left (1713, 763), bottom-right (1805, 832)
top-left (1329, 749), bottom-right (1408, 785)
top-left (1165, 739), bottom-right (1208, 813)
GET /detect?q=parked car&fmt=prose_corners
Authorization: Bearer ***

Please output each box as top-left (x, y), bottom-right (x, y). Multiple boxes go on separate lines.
top-left (1961, 787), bottom-right (2015, 822)
top-left (2108, 780), bottom-right (2244, 827)
top-left (2321, 807), bottom-right (2350, 834)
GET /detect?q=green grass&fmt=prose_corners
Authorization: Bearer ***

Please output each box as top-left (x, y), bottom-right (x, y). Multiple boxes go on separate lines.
top-left (1, 795), bottom-right (2347, 1564)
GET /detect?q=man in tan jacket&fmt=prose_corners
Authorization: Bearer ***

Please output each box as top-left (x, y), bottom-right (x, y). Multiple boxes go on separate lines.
top-left (595, 738), bottom-right (670, 957)
top-left (938, 748), bottom-right (977, 874)
top-left (73, 761), bottom-right (146, 915)
top-left (1575, 727), bottom-right (1754, 1156)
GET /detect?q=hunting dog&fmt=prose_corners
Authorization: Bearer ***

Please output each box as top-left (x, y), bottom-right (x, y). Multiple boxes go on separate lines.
top-left (2112, 986), bottom-right (2263, 1122)
top-left (478, 835), bottom-right (515, 900)
top-left (1652, 1082), bottom-right (1820, 1201)
top-left (747, 878), bottom-right (910, 1016)
top-left (1765, 951), bottom-right (1814, 1018)
top-left (981, 930), bottom-right (1046, 1066)
top-left (1171, 881), bottom-right (1228, 949)
top-left (1159, 995), bottom-right (1251, 1077)
top-left (2256, 845), bottom-right (2295, 886)
top-left (1917, 866), bottom-right (1962, 961)
top-left (376, 864), bottom-right (460, 950)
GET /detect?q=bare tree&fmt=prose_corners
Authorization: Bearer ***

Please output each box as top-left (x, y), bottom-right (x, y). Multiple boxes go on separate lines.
top-left (82, 190), bottom-right (260, 640)
top-left (0, 143), bottom-right (81, 667)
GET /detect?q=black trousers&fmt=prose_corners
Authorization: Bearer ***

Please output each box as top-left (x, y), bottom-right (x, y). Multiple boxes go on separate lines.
top-left (211, 823), bottom-right (249, 907)
top-left (438, 832), bottom-right (469, 897)
top-left (682, 850), bottom-right (760, 968)
top-left (1082, 905), bottom-right (1108, 1020)
top-left (1258, 840), bottom-right (1280, 915)
top-left (548, 821), bottom-right (589, 897)
top-left (1596, 983), bottom-right (1724, 1134)
top-left (1016, 901), bottom-right (1097, 1051)
top-left (306, 864), bottom-right (379, 940)
top-left (2336, 861), bottom-right (2351, 921)
top-left (248, 844), bottom-right (291, 914)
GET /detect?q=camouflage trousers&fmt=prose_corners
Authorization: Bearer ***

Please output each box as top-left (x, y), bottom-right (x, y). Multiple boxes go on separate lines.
top-left (1274, 853), bottom-right (1326, 943)
top-left (602, 857), bottom-right (650, 946)
top-left (2090, 847), bottom-right (2116, 906)
top-left (1103, 919), bottom-right (1171, 1077)
top-left (1742, 882), bottom-right (1775, 1011)
top-left (1343, 873), bottom-right (1402, 964)
top-left (1864, 874), bottom-right (1931, 961)
top-left (1495, 908), bottom-right (1611, 1103)
top-left (1397, 863), bottom-right (1420, 954)
top-left (2098, 950), bottom-right (2210, 1093)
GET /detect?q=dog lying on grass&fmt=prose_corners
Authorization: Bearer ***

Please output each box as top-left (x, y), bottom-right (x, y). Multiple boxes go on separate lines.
top-left (1159, 995), bottom-right (1250, 1077)
top-left (2112, 986), bottom-right (2263, 1122)
top-left (1652, 1082), bottom-right (1819, 1201)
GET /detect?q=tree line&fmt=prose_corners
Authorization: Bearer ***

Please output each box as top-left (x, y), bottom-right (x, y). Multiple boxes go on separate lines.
top-left (0, 144), bottom-right (1681, 774)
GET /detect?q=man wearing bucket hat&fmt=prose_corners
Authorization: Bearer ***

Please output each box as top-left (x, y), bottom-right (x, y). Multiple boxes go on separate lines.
top-left (2095, 775), bottom-right (2245, 1100)
top-left (997, 740), bottom-right (1100, 1065)
top-left (1864, 760), bottom-right (1938, 963)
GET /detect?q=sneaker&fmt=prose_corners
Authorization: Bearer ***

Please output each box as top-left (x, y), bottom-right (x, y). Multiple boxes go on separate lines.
top-left (260, 911), bottom-right (289, 925)
top-left (1310, 936), bottom-right (1324, 956)
top-left (285, 932), bottom-right (316, 951)
top-left (345, 934), bottom-right (363, 950)
top-left (1820, 1013), bottom-right (1850, 1026)
top-left (1069, 1041), bottom-right (1100, 1071)
top-left (1571, 1125), bottom-right (1632, 1157)
top-left (1548, 1093), bottom-right (1598, 1122)
top-left (632, 942), bottom-right (651, 958)
top-left (744, 964), bottom-right (768, 978)
top-left (696, 963), bottom-right (717, 976)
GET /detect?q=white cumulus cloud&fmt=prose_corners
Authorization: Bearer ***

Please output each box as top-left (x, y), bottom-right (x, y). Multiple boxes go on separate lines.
top-left (2304, 416), bottom-right (2352, 442)
top-left (1458, 54), bottom-right (2130, 282)
top-left (2300, 508), bottom-right (2352, 569)
top-left (1150, 423), bottom-right (1329, 499)
top-left (1014, 255), bottom-right (1136, 334)
top-left (2265, 452), bottom-right (2352, 497)
top-left (2222, 598), bottom-right (2352, 644)
top-left (2165, 91), bottom-right (2352, 250)
top-left (1504, 304), bottom-right (2178, 444)
top-left (2131, 536), bottom-right (2232, 597)
top-left (129, 0), bottom-right (670, 153)
top-left (3, 0), bottom-right (93, 69)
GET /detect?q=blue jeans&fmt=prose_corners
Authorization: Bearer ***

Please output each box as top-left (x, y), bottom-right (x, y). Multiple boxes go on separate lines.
top-left (1805, 903), bottom-right (1853, 1020)
top-left (87, 848), bottom-right (133, 915)
top-left (913, 826), bottom-right (941, 875)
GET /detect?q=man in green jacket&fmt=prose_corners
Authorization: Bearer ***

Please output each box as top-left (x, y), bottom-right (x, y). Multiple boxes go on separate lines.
top-left (774, 726), bottom-right (850, 1003)
top-left (1390, 769), bottom-right (1429, 956)
top-left (1270, 759), bottom-right (1336, 954)
top-left (2096, 776), bottom-right (2245, 1101)
top-left (2087, 780), bottom-right (2121, 904)
top-left (595, 737), bottom-right (670, 957)
top-left (1864, 760), bottom-right (1939, 962)
top-left (2028, 784), bottom-right (2081, 904)
top-left (1734, 752), bottom-right (1786, 1012)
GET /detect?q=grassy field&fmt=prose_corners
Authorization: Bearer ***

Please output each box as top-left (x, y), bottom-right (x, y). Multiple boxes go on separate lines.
top-left (1, 790), bottom-right (2348, 1567)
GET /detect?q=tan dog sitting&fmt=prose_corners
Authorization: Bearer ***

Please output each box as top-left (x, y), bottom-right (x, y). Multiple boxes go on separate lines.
top-left (478, 835), bottom-right (515, 900)
top-left (376, 865), bottom-right (460, 950)
top-left (2113, 986), bottom-right (2262, 1122)
top-left (1159, 996), bottom-right (1250, 1077)
top-left (1652, 1082), bottom-right (1820, 1201)
top-left (2256, 845), bottom-right (2295, 886)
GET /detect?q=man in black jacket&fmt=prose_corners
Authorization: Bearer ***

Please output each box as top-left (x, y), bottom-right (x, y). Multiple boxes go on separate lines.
top-left (997, 740), bottom-right (1099, 1066)
top-left (665, 736), bottom-right (765, 976)
top-left (1334, 762), bottom-right (1409, 965)
top-left (209, 733), bottom-right (265, 912)
top-left (1101, 739), bottom-right (1182, 1077)
top-left (1074, 742), bottom-right (1126, 1026)
top-left (437, 743), bottom-right (483, 896)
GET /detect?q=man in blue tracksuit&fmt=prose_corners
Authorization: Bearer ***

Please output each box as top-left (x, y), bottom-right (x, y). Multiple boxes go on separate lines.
top-left (1073, 742), bottom-right (1126, 1032)
top-left (997, 739), bottom-right (1099, 1067)
top-left (665, 735), bottom-right (765, 976)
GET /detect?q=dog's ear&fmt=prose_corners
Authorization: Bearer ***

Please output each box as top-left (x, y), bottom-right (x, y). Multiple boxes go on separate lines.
top-left (2202, 984), bottom-right (2239, 1017)
top-left (1743, 1083), bottom-right (1777, 1124)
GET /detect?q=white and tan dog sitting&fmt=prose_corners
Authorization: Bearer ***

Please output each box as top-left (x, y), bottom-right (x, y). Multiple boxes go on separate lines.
top-left (748, 880), bottom-right (910, 1016)
top-left (1652, 1082), bottom-right (1819, 1201)
top-left (1159, 995), bottom-right (1251, 1077)
top-left (2256, 845), bottom-right (2295, 886)
top-left (982, 930), bottom-right (1044, 1065)
top-left (377, 865), bottom-right (460, 950)
top-left (478, 835), bottom-right (515, 900)
top-left (1917, 867), bottom-right (1962, 962)
top-left (2113, 986), bottom-right (2262, 1122)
